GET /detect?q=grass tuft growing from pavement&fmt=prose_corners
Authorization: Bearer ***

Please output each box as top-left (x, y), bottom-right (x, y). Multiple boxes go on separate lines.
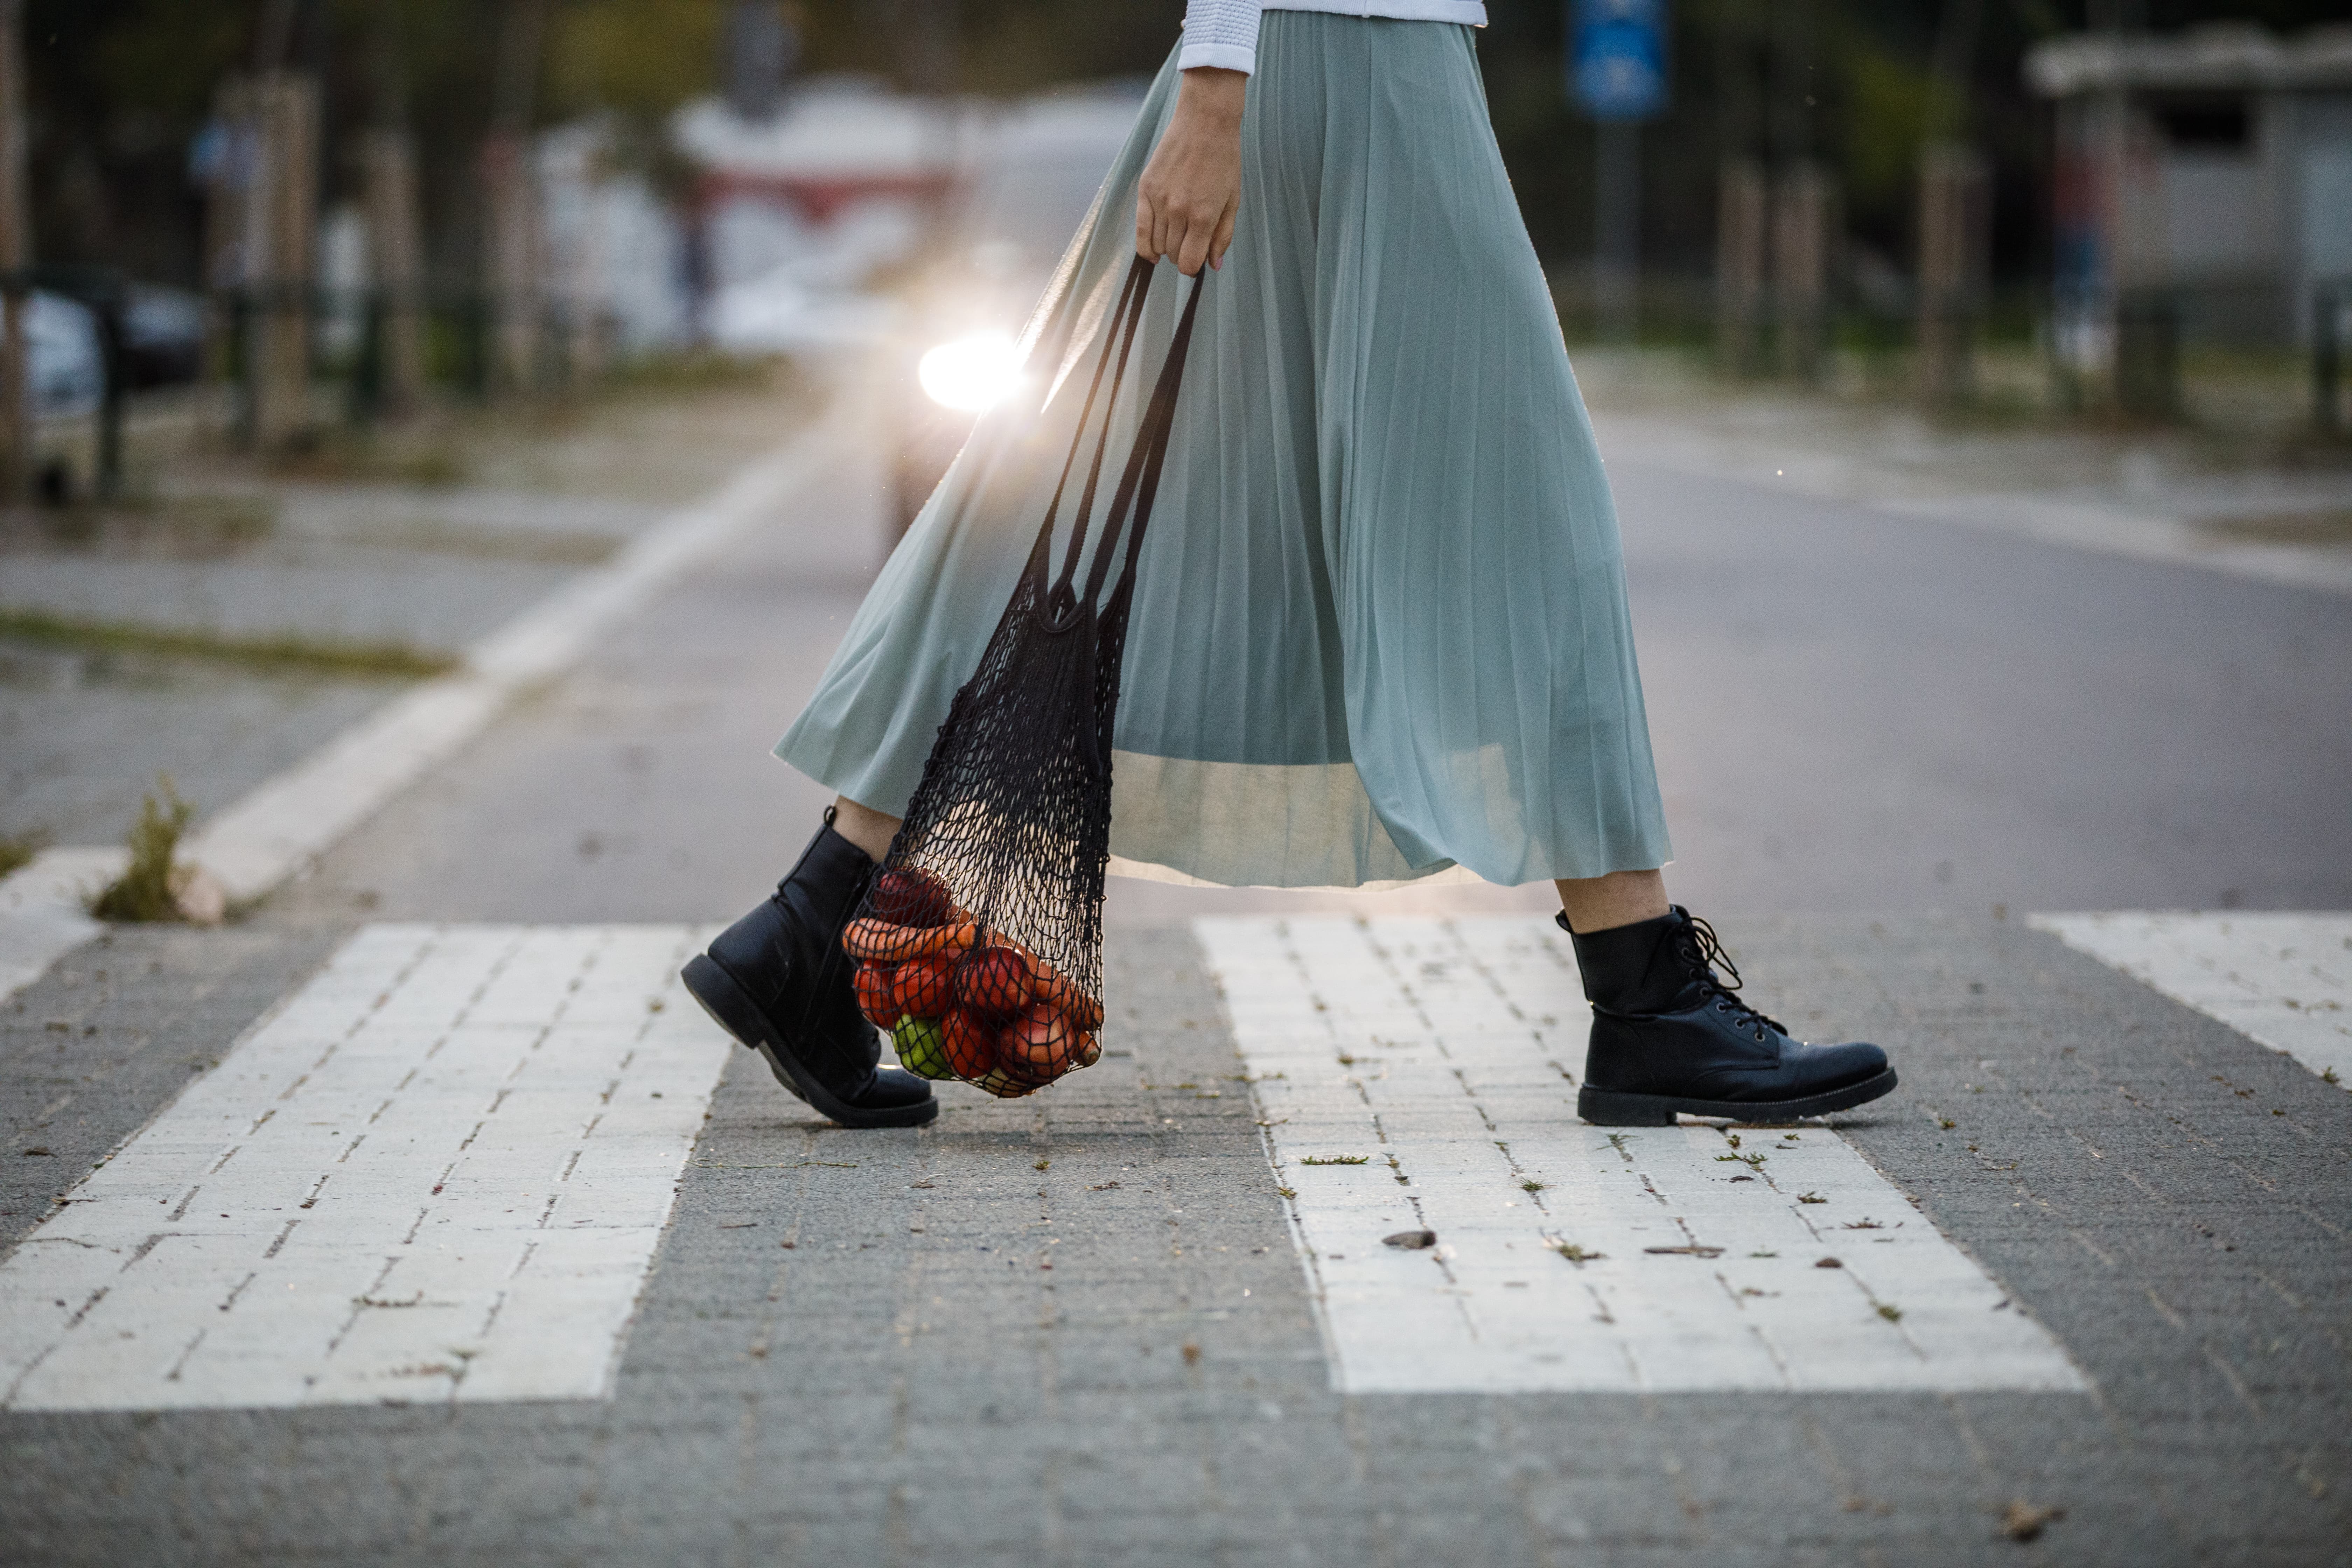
top-left (0, 828), bottom-right (44, 879)
top-left (0, 610), bottom-right (457, 679)
top-left (89, 781), bottom-right (192, 923)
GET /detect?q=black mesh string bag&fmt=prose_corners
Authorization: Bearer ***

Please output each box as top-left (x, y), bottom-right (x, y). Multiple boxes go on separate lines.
top-left (841, 256), bottom-right (1205, 1099)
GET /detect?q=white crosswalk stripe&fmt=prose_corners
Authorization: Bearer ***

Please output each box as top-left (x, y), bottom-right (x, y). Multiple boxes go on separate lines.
top-left (2032, 912), bottom-right (2352, 1088)
top-left (1197, 916), bottom-right (2087, 1394)
top-left (0, 924), bottom-right (723, 1411)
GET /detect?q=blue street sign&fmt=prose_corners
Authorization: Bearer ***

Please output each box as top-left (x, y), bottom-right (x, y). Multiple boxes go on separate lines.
top-left (1570, 0), bottom-right (1669, 122)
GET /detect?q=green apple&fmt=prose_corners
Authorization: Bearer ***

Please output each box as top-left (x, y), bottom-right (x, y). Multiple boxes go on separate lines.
top-left (892, 1014), bottom-right (953, 1080)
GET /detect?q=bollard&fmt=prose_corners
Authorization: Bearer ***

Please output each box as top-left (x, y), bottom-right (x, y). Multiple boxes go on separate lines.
top-left (2115, 289), bottom-right (2179, 419)
top-left (2316, 280), bottom-right (2343, 436)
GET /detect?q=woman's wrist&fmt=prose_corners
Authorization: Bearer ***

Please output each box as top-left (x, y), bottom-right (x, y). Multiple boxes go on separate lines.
top-left (1176, 66), bottom-right (1247, 129)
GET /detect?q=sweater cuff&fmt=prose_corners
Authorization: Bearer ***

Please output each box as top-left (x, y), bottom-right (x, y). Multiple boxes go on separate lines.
top-left (1176, 40), bottom-right (1256, 74)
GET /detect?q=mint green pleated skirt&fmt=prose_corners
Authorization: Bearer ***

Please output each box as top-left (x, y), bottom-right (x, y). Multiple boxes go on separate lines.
top-left (778, 13), bottom-right (1672, 890)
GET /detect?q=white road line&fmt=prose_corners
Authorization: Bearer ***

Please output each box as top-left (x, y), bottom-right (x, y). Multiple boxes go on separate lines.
top-left (2031, 911), bottom-right (2352, 1087)
top-left (0, 923), bottom-right (723, 1410)
top-left (0, 847), bottom-right (119, 1005)
top-left (1196, 917), bottom-right (2086, 1395)
top-left (0, 412), bottom-right (847, 1006)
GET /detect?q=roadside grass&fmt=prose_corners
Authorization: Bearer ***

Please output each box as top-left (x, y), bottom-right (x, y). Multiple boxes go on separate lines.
top-left (6, 495), bottom-right (278, 553)
top-left (89, 781), bottom-right (191, 923)
top-left (0, 828), bottom-right (44, 879)
top-left (0, 609), bottom-right (456, 679)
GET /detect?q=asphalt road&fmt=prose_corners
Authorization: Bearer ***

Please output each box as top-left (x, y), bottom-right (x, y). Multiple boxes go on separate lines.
top-left (244, 425), bottom-right (2352, 929)
top-left (4, 396), bottom-right (2348, 1565)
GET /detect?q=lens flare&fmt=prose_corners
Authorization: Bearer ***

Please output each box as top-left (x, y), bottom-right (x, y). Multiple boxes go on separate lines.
top-left (917, 332), bottom-right (1023, 412)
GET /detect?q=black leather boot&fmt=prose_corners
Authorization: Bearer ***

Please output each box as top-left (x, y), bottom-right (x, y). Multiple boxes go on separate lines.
top-left (1562, 907), bottom-right (1895, 1126)
top-left (682, 810), bottom-right (938, 1129)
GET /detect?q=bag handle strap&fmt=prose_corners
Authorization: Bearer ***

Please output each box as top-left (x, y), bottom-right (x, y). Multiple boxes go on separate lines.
top-left (1086, 265), bottom-right (1206, 608)
top-left (1033, 255), bottom-right (1205, 622)
top-left (1034, 256), bottom-right (1153, 610)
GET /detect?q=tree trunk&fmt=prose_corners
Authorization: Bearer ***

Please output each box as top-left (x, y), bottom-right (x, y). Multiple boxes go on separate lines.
top-left (248, 72), bottom-right (319, 450)
top-left (1772, 161), bottom-right (1837, 382)
top-left (1716, 158), bottom-right (1768, 375)
top-left (483, 132), bottom-right (540, 398)
top-left (363, 128), bottom-right (425, 415)
top-left (0, 0), bottom-right (31, 502)
top-left (485, 0), bottom-right (547, 399)
top-left (1916, 143), bottom-right (1988, 405)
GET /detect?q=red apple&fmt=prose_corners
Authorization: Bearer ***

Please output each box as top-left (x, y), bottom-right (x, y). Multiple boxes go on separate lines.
top-left (941, 1008), bottom-right (997, 1079)
top-left (890, 953), bottom-right (957, 1020)
top-left (871, 866), bottom-right (953, 929)
top-left (1071, 1031), bottom-right (1101, 1068)
top-left (954, 944), bottom-right (1035, 1022)
top-left (853, 962), bottom-right (900, 1029)
top-left (999, 1002), bottom-right (1074, 1076)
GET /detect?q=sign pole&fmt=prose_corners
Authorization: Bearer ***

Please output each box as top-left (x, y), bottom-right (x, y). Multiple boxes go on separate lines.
top-left (1569, 0), bottom-right (1668, 346)
top-left (1595, 120), bottom-right (1639, 343)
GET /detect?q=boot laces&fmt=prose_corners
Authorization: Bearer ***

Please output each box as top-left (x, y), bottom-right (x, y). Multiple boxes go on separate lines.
top-left (1678, 916), bottom-right (1788, 1040)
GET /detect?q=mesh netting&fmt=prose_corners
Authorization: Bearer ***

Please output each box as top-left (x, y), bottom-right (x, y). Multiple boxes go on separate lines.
top-left (845, 258), bottom-right (1204, 1098)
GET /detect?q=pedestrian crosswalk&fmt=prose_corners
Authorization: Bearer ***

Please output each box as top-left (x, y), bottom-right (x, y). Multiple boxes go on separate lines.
top-left (11, 909), bottom-right (2331, 1413)
top-left (0, 925), bottom-right (723, 1411)
top-left (1197, 916), bottom-right (2088, 1395)
top-left (2032, 912), bottom-right (2352, 1088)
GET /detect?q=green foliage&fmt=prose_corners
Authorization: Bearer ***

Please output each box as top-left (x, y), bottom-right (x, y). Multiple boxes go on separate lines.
top-left (0, 828), bottom-right (46, 881)
top-left (544, 0), bottom-right (730, 121)
top-left (89, 780), bottom-right (193, 924)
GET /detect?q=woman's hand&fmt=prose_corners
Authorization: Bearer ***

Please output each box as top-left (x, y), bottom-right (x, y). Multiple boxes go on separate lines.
top-left (1135, 67), bottom-right (1244, 276)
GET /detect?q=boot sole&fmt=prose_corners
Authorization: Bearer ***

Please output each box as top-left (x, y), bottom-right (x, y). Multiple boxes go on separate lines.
top-left (1577, 1066), bottom-right (1899, 1127)
top-left (680, 954), bottom-right (939, 1130)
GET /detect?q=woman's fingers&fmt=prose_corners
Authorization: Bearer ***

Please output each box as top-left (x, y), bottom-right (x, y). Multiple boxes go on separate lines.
top-left (1134, 191), bottom-right (1158, 262)
top-left (1175, 209), bottom-right (1213, 278)
top-left (1134, 68), bottom-right (1246, 274)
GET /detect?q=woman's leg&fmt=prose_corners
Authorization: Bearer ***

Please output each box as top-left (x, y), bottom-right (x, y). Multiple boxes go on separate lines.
top-left (831, 797), bottom-right (901, 864)
top-left (1553, 869), bottom-right (1670, 933)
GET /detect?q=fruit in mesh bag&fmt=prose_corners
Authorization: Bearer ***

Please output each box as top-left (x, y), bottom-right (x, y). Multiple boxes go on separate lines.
top-left (891, 1015), bottom-right (954, 1080)
top-left (853, 962), bottom-right (900, 1029)
top-left (1025, 954), bottom-right (1104, 1031)
top-left (1072, 1032), bottom-right (1101, 1068)
top-left (890, 953), bottom-right (957, 1020)
top-left (871, 866), bottom-right (953, 929)
top-left (954, 943), bottom-right (1036, 1023)
top-left (844, 917), bottom-right (978, 963)
top-left (941, 1008), bottom-right (997, 1080)
top-left (973, 1064), bottom-right (1043, 1099)
top-left (999, 1002), bottom-right (1076, 1077)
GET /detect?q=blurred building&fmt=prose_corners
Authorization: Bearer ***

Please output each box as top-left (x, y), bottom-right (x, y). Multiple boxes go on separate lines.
top-left (670, 76), bottom-right (959, 352)
top-left (2030, 24), bottom-right (2352, 383)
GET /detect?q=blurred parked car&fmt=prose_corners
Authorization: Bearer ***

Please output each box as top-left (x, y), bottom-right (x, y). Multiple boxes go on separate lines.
top-left (23, 289), bottom-right (103, 503)
top-left (120, 285), bottom-right (206, 389)
top-left (886, 84), bottom-right (1145, 536)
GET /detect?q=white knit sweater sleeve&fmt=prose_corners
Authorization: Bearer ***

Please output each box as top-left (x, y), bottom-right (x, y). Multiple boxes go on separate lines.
top-left (1180, 0), bottom-right (1263, 74)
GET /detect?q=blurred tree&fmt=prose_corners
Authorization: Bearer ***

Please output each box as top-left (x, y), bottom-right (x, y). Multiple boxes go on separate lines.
top-left (13, 0), bottom-right (2352, 302)
top-left (545, 0), bottom-right (730, 121)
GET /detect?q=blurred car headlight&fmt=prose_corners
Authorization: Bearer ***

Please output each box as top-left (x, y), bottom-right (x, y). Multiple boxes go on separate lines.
top-left (917, 331), bottom-right (1023, 412)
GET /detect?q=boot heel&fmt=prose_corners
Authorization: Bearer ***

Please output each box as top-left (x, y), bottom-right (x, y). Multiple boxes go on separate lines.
top-left (1577, 1086), bottom-right (1676, 1127)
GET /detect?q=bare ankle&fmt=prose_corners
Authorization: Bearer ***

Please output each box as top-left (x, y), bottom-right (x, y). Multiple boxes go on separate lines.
top-left (830, 797), bottom-right (902, 862)
top-left (1554, 869), bottom-right (1671, 934)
